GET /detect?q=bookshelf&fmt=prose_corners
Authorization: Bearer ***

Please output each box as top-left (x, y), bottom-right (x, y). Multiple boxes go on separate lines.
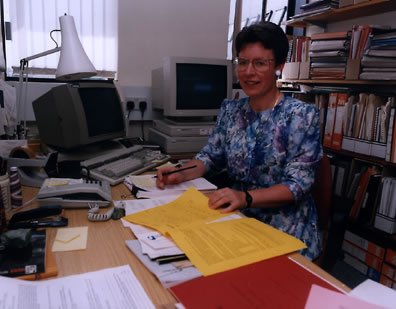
top-left (324, 147), bottom-right (396, 169)
top-left (279, 79), bottom-right (396, 86)
top-left (281, 1), bottom-right (396, 285)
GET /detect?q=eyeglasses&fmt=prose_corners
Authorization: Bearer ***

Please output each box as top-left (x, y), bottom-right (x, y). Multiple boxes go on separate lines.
top-left (234, 57), bottom-right (275, 72)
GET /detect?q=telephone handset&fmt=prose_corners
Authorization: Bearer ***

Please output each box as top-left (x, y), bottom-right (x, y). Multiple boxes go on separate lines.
top-left (37, 178), bottom-right (112, 208)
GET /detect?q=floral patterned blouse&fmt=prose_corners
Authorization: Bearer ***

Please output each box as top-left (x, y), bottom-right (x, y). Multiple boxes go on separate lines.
top-left (195, 95), bottom-right (323, 260)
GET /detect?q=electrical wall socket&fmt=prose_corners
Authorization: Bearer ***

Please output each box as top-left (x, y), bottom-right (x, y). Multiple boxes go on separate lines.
top-left (125, 96), bottom-right (153, 121)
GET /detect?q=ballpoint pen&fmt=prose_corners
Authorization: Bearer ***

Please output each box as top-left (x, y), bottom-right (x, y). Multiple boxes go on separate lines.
top-left (153, 165), bottom-right (197, 178)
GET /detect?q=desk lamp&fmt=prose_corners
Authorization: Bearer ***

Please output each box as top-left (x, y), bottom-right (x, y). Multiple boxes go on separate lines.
top-left (16, 14), bottom-right (97, 139)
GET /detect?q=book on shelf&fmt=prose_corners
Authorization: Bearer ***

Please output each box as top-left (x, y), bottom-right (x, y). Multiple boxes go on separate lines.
top-left (381, 263), bottom-right (396, 288)
top-left (364, 94), bottom-right (384, 141)
top-left (288, 6), bottom-right (333, 21)
top-left (343, 95), bottom-right (357, 137)
top-left (377, 177), bottom-right (396, 219)
top-left (360, 72), bottom-right (396, 80)
top-left (371, 30), bottom-right (396, 41)
top-left (0, 230), bottom-right (46, 278)
top-left (350, 25), bottom-right (363, 59)
top-left (311, 62), bottom-right (347, 68)
top-left (342, 240), bottom-right (383, 272)
top-left (332, 93), bottom-right (348, 150)
top-left (387, 103), bottom-right (396, 163)
top-left (385, 107), bottom-right (396, 162)
top-left (370, 38), bottom-right (396, 48)
top-left (357, 173), bottom-right (382, 226)
top-left (299, 0), bottom-right (339, 12)
top-left (349, 167), bottom-right (381, 222)
top-left (309, 50), bottom-right (348, 57)
top-left (323, 93), bottom-right (338, 148)
top-left (361, 55), bottom-right (396, 67)
top-left (346, 168), bottom-right (365, 200)
top-left (343, 253), bottom-right (381, 282)
top-left (311, 30), bottom-right (351, 41)
top-left (364, 49), bottom-right (396, 57)
top-left (352, 93), bottom-right (369, 139)
top-left (332, 160), bottom-right (350, 198)
top-left (386, 248), bottom-right (396, 268)
top-left (310, 39), bottom-right (350, 52)
top-left (356, 25), bottom-right (372, 60)
top-left (344, 228), bottom-right (386, 259)
top-left (316, 94), bottom-right (329, 144)
top-left (374, 177), bottom-right (396, 233)
top-left (310, 71), bottom-right (346, 80)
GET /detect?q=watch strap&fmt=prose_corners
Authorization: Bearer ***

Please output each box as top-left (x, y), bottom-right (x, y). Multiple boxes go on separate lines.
top-left (244, 190), bottom-right (252, 209)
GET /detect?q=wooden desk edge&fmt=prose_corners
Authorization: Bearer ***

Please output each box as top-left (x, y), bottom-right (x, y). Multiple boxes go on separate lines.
top-left (289, 253), bottom-right (351, 293)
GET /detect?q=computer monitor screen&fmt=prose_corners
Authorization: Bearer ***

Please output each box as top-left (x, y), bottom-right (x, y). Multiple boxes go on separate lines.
top-left (152, 56), bottom-right (232, 118)
top-left (33, 82), bottom-right (125, 150)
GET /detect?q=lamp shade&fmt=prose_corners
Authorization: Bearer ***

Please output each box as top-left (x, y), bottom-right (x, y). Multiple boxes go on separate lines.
top-left (56, 14), bottom-right (97, 81)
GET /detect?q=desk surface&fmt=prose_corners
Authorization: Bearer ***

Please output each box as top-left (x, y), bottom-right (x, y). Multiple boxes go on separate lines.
top-left (22, 184), bottom-right (351, 308)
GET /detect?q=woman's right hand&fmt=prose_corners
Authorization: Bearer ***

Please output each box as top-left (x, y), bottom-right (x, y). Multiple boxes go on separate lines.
top-left (155, 166), bottom-right (185, 189)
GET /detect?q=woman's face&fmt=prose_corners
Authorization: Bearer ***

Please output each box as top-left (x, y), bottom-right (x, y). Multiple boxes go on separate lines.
top-left (237, 43), bottom-right (279, 99)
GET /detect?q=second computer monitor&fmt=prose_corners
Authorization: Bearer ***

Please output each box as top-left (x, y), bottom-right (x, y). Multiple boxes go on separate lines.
top-left (152, 56), bottom-right (233, 119)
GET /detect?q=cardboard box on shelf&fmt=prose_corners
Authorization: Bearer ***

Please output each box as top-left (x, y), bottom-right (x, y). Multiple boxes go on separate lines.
top-left (299, 61), bottom-right (310, 80)
top-left (374, 214), bottom-right (396, 235)
top-left (345, 59), bottom-right (360, 80)
top-left (282, 62), bottom-right (300, 80)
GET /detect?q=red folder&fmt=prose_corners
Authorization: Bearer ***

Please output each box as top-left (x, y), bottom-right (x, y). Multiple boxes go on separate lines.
top-left (170, 255), bottom-right (343, 309)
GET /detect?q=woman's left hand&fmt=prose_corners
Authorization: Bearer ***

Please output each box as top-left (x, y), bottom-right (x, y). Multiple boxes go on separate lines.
top-left (208, 187), bottom-right (246, 213)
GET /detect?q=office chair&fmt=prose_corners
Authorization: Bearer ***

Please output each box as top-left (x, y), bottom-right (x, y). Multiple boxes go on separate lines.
top-left (311, 154), bottom-right (333, 266)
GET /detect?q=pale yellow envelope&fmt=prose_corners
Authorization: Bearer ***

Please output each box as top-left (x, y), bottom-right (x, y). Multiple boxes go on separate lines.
top-left (52, 226), bottom-right (88, 252)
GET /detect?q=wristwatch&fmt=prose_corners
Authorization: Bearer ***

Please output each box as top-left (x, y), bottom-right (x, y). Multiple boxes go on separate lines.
top-left (244, 191), bottom-right (253, 209)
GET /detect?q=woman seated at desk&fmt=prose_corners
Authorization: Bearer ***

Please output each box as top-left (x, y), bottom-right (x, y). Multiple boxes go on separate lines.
top-left (156, 21), bottom-right (323, 261)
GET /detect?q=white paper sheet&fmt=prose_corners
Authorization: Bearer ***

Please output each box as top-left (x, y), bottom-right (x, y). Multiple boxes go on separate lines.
top-left (117, 197), bottom-right (185, 258)
top-left (0, 265), bottom-right (155, 309)
top-left (349, 279), bottom-right (396, 309)
top-left (126, 240), bottom-right (202, 288)
top-left (123, 175), bottom-right (216, 198)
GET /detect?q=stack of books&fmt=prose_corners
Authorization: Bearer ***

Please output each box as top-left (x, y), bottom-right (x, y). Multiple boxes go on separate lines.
top-left (360, 29), bottom-right (396, 80)
top-left (309, 31), bottom-right (351, 80)
top-left (381, 248), bottom-right (396, 288)
top-left (341, 228), bottom-right (385, 283)
top-left (287, 0), bottom-right (339, 22)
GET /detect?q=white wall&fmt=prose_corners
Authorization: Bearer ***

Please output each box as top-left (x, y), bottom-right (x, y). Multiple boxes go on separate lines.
top-left (117, 0), bottom-right (230, 87)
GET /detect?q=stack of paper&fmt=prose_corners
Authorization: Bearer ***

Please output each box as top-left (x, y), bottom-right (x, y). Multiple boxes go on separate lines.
top-left (118, 196), bottom-right (243, 287)
top-left (118, 197), bottom-right (203, 287)
top-left (123, 175), bottom-right (217, 198)
top-left (122, 187), bottom-right (306, 277)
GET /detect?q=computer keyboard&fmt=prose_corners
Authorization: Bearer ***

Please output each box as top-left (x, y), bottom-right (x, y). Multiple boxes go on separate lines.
top-left (81, 145), bottom-right (170, 185)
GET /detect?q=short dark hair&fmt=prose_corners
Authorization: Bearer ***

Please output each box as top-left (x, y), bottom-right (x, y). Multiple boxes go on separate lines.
top-left (235, 22), bottom-right (289, 66)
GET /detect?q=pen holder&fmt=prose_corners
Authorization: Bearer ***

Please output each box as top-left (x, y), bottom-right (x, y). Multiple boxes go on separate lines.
top-left (0, 173), bottom-right (12, 224)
